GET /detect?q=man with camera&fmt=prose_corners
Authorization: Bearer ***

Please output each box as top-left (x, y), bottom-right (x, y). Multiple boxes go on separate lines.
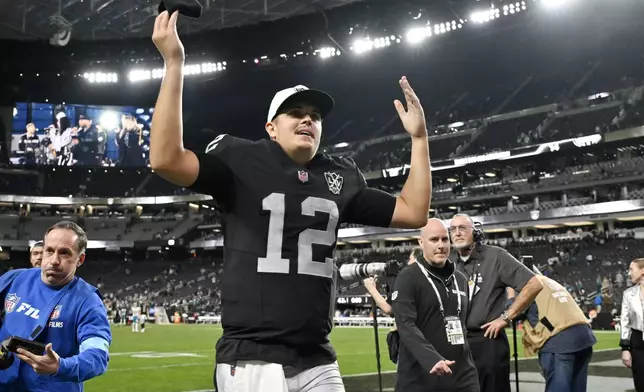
top-left (449, 214), bottom-right (544, 392)
top-left (391, 219), bottom-right (479, 392)
top-left (0, 221), bottom-right (111, 392)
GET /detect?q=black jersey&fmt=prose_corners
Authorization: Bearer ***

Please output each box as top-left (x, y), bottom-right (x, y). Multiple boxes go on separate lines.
top-left (190, 135), bottom-right (396, 368)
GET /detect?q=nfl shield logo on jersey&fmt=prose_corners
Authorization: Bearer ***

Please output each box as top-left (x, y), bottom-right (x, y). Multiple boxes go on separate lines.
top-left (298, 170), bottom-right (309, 183)
top-left (5, 293), bottom-right (20, 313)
top-left (324, 172), bottom-right (343, 195)
top-left (530, 210), bottom-right (540, 220)
top-left (51, 305), bottom-right (62, 320)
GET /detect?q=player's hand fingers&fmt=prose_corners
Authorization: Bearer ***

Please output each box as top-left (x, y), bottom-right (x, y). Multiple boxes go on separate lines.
top-left (169, 10), bottom-right (179, 30)
top-left (159, 10), bottom-right (170, 31)
top-left (445, 360), bottom-right (455, 366)
top-left (153, 12), bottom-right (164, 34)
top-left (394, 100), bottom-right (406, 117)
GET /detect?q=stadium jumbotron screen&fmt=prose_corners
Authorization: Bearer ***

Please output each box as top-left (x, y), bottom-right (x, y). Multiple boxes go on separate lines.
top-left (10, 102), bottom-right (153, 167)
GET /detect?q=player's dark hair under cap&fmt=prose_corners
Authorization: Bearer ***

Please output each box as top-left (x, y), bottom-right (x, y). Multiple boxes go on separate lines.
top-left (158, 0), bottom-right (203, 18)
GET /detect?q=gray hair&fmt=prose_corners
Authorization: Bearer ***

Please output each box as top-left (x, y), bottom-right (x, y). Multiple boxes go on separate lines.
top-left (45, 221), bottom-right (88, 254)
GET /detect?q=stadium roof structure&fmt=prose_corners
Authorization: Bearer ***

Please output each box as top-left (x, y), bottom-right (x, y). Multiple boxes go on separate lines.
top-left (0, 0), bottom-right (367, 41)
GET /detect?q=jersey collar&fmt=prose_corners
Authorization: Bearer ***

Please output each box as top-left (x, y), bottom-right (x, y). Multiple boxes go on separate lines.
top-left (266, 139), bottom-right (327, 168)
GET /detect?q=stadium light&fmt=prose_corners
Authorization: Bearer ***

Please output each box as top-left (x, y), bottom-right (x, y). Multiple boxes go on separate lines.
top-left (542, 0), bottom-right (573, 8)
top-left (82, 72), bottom-right (118, 84)
top-left (405, 26), bottom-right (432, 45)
top-left (316, 47), bottom-right (341, 59)
top-left (470, 7), bottom-right (500, 24)
top-left (128, 62), bottom-right (226, 83)
top-left (351, 36), bottom-right (395, 54)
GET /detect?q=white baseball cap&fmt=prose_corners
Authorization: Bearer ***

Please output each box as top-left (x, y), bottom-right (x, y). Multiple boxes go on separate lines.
top-left (267, 85), bottom-right (334, 123)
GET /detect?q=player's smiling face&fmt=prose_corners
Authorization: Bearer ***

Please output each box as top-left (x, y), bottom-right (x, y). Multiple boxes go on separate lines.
top-left (266, 105), bottom-right (322, 163)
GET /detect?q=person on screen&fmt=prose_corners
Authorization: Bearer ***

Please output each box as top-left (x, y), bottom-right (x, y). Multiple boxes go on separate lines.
top-left (76, 115), bottom-right (100, 166)
top-left (46, 115), bottom-right (74, 166)
top-left (116, 114), bottom-right (145, 167)
top-left (18, 123), bottom-right (40, 165)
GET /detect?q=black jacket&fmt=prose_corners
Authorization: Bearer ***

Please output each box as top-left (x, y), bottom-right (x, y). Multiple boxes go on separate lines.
top-left (392, 258), bottom-right (479, 392)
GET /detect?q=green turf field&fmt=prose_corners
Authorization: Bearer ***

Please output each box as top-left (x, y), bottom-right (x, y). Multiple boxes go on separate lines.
top-left (84, 324), bottom-right (621, 392)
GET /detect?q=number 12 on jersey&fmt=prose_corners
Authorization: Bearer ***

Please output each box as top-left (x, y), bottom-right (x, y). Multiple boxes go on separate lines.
top-left (257, 193), bottom-right (339, 279)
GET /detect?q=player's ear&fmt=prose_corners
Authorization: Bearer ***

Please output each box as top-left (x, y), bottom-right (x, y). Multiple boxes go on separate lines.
top-left (265, 121), bottom-right (277, 141)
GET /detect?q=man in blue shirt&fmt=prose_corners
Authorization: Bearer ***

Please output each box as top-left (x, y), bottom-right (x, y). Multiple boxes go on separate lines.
top-left (0, 220), bottom-right (111, 392)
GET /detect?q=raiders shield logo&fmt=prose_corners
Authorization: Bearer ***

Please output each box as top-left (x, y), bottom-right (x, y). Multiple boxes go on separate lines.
top-left (324, 172), bottom-right (343, 195)
top-left (5, 293), bottom-right (20, 313)
top-left (51, 305), bottom-right (63, 320)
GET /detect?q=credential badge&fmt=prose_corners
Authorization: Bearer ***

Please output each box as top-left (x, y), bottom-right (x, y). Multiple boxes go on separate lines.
top-left (324, 172), bottom-right (343, 195)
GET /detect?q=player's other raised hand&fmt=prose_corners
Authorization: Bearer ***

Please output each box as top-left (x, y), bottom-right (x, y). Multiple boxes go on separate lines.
top-left (394, 76), bottom-right (428, 139)
top-left (152, 10), bottom-right (185, 66)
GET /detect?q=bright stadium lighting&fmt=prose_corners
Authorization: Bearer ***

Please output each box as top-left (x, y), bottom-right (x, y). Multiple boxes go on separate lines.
top-left (542, 0), bottom-right (572, 8)
top-left (81, 72), bottom-right (118, 84)
top-left (99, 111), bottom-right (119, 130)
top-left (129, 69), bottom-right (151, 83)
top-left (352, 38), bottom-right (374, 54)
top-left (317, 47), bottom-right (340, 59)
top-left (471, 7), bottom-right (499, 24)
top-left (405, 26), bottom-right (432, 45)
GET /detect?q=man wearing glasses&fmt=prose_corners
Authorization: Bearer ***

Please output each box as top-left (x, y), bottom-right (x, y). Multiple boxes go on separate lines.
top-left (449, 214), bottom-right (544, 392)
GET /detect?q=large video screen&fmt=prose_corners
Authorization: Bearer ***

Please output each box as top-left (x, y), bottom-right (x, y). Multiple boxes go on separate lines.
top-left (10, 102), bottom-right (153, 167)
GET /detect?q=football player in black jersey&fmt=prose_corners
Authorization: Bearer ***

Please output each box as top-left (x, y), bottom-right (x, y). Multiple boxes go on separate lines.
top-left (150, 11), bottom-right (432, 392)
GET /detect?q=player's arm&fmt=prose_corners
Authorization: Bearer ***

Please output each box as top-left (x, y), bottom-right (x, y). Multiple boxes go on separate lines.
top-left (54, 296), bottom-right (112, 382)
top-left (391, 269), bottom-right (444, 370)
top-left (343, 78), bottom-right (430, 229)
top-left (148, 11), bottom-right (200, 187)
top-left (390, 76), bottom-right (431, 228)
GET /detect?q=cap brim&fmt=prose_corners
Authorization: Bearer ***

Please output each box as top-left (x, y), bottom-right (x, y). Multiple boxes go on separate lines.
top-left (275, 89), bottom-right (334, 120)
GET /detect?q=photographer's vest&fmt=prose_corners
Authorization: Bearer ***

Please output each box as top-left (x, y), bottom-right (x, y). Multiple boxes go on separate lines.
top-left (522, 275), bottom-right (589, 357)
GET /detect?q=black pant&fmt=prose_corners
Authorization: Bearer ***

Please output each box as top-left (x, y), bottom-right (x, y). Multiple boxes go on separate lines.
top-left (631, 330), bottom-right (644, 391)
top-left (468, 330), bottom-right (511, 392)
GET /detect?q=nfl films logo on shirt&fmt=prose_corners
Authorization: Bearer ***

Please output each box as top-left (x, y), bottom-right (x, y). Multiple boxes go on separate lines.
top-left (298, 170), bottom-right (309, 183)
top-left (324, 172), bottom-right (343, 195)
top-left (51, 305), bottom-right (63, 320)
top-left (4, 293), bottom-right (20, 313)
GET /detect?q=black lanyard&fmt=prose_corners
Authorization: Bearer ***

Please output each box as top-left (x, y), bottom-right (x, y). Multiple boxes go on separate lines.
top-left (417, 263), bottom-right (461, 319)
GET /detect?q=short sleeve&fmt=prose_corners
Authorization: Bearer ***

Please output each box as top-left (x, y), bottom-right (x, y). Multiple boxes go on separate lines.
top-left (77, 293), bottom-right (112, 350)
top-left (497, 249), bottom-right (535, 291)
top-left (188, 134), bottom-right (237, 205)
top-left (342, 159), bottom-right (396, 227)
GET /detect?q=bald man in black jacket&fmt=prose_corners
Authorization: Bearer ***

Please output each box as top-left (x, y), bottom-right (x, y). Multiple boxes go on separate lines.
top-left (392, 219), bottom-right (479, 392)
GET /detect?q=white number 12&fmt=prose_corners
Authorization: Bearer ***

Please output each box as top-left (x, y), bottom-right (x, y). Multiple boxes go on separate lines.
top-left (257, 193), bottom-right (338, 279)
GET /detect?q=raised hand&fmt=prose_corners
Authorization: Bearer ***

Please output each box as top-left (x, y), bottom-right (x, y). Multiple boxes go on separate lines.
top-left (394, 76), bottom-right (427, 139)
top-left (152, 11), bottom-right (185, 66)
